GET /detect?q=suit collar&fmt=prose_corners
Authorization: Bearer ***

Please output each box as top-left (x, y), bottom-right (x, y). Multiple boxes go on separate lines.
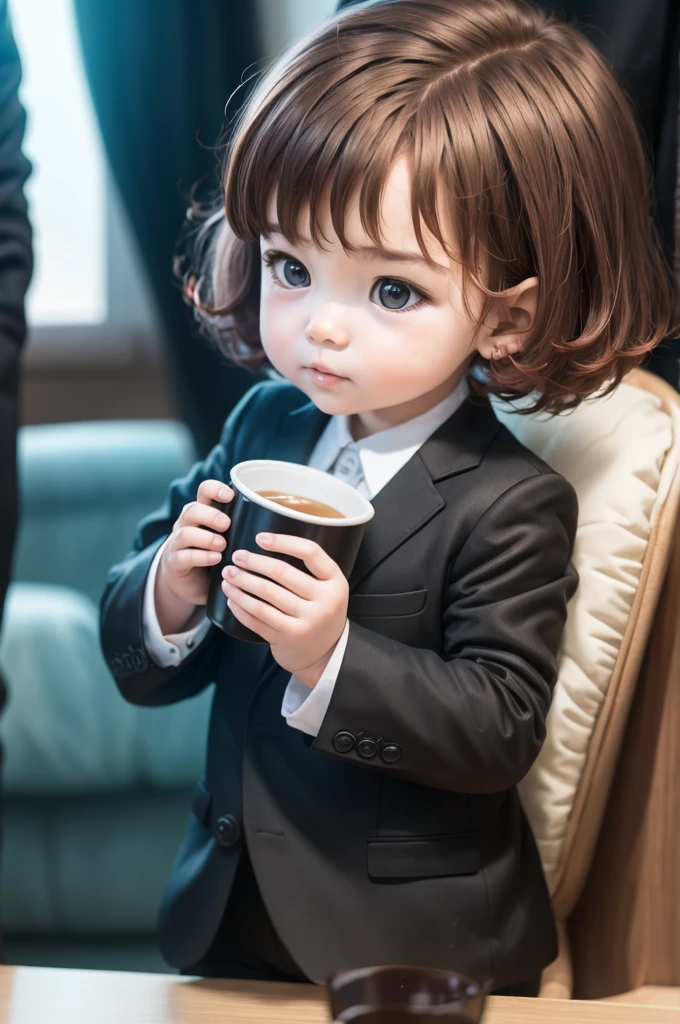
top-left (418, 393), bottom-right (501, 482)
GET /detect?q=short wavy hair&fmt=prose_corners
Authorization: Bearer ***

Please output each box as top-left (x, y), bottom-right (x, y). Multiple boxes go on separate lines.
top-left (177, 0), bottom-right (677, 415)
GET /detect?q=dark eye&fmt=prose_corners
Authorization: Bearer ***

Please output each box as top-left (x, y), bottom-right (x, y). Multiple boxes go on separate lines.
top-left (372, 278), bottom-right (424, 312)
top-left (263, 252), bottom-right (310, 288)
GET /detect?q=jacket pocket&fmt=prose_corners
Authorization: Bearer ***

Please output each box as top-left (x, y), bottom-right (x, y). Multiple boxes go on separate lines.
top-left (349, 589), bottom-right (427, 618)
top-left (367, 833), bottom-right (480, 880)
top-left (190, 778), bottom-right (212, 827)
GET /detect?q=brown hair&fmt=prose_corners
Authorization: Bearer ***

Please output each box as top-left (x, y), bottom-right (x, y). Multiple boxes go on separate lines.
top-left (179, 0), bottom-right (677, 414)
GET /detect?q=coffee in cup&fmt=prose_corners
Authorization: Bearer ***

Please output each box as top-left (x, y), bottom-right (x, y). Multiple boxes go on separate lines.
top-left (256, 490), bottom-right (345, 519)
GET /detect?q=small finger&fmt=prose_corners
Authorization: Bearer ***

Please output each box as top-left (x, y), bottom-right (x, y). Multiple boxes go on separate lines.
top-left (223, 565), bottom-right (301, 616)
top-left (196, 479), bottom-right (234, 506)
top-left (228, 549), bottom-right (315, 599)
top-left (223, 581), bottom-right (287, 633)
top-left (174, 525), bottom-right (226, 552)
top-left (256, 533), bottom-right (337, 580)
top-left (176, 502), bottom-right (231, 532)
top-left (224, 594), bottom-right (272, 642)
top-left (167, 546), bottom-right (222, 575)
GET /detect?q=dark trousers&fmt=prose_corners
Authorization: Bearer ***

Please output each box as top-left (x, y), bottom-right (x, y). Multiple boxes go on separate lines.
top-left (182, 845), bottom-right (540, 995)
top-left (183, 846), bottom-right (309, 982)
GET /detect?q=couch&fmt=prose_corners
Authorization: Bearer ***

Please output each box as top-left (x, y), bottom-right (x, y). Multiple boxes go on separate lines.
top-left (0, 419), bottom-right (210, 972)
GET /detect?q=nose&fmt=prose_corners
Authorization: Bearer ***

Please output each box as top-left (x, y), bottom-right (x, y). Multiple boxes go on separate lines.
top-left (304, 303), bottom-right (350, 348)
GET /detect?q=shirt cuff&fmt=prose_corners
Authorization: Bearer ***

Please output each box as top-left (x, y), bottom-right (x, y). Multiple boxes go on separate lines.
top-left (142, 538), bottom-right (212, 668)
top-left (281, 619), bottom-right (350, 737)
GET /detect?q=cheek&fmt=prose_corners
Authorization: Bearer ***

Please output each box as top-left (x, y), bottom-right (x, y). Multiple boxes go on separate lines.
top-left (258, 280), bottom-right (276, 341)
top-left (259, 291), bottom-right (296, 365)
top-left (373, 313), bottom-right (470, 380)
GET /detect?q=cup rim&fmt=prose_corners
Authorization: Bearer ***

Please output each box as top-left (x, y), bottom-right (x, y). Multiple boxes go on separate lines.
top-left (229, 459), bottom-right (375, 527)
top-left (327, 965), bottom-right (487, 1021)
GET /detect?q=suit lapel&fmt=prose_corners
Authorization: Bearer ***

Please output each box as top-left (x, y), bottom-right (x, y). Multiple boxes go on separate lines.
top-left (348, 457), bottom-right (443, 589)
top-left (349, 395), bottom-right (501, 589)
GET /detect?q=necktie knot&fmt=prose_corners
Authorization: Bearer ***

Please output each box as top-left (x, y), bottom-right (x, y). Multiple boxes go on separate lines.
top-left (329, 444), bottom-right (364, 488)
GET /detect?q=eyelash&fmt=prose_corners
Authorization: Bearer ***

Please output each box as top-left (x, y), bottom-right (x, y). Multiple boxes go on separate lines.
top-left (261, 249), bottom-right (430, 314)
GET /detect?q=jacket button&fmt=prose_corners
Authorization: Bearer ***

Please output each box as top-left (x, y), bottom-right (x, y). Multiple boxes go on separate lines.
top-left (357, 737), bottom-right (378, 758)
top-left (333, 730), bottom-right (355, 754)
top-left (380, 743), bottom-right (402, 763)
top-left (215, 814), bottom-right (241, 847)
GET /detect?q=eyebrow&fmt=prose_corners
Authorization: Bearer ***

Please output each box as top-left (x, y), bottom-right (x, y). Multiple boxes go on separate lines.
top-left (262, 222), bottom-right (449, 276)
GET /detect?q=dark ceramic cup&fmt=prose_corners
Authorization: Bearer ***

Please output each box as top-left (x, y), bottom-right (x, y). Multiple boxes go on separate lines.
top-left (206, 459), bottom-right (375, 643)
top-left (327, 965), bottom-right (488, 1024)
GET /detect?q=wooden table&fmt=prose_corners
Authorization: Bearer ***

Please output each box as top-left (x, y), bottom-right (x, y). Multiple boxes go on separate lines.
top-left (0, 966), bottom-right (678, 1024)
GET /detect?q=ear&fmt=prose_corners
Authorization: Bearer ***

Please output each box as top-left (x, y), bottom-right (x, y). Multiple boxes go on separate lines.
top-left (475, 277), bottom-right (538, 361)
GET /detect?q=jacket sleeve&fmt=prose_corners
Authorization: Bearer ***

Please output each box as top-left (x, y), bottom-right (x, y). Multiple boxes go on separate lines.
top-left (312, 471), bottom-right (579, 794)
top-left (99, 382), bottom-right (267, 707)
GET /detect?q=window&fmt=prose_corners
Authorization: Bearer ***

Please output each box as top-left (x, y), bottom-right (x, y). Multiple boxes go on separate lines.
top-left (257, 0), bottom-right (337, 62)
top-left (11, 0), bottom-right (159, 362)
top-left (11, 0), bottom-right (106, 326)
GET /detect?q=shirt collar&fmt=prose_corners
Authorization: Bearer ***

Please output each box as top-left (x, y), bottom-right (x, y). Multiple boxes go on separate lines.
top-left (311, 375), bottom-right (470, 498)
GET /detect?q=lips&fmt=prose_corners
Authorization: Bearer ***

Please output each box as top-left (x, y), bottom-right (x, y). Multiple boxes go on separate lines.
top-left (306, 365), bottom-right (348, 388)
top-left (309, 363), bottom-right (344, 377)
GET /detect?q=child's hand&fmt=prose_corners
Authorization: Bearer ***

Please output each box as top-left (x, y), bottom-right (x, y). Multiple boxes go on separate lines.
top-left (221, 533), bottom-right (349, 687)
top-left (155, 480), bottom-right (233, 632)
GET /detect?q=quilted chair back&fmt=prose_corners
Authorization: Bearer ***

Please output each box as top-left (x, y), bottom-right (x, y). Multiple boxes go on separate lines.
top-left (494, 368), bottom-right (680, 998)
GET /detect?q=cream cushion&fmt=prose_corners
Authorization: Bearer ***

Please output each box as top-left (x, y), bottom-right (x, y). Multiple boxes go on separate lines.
top-left (491, 373), bottom-right (677, 904)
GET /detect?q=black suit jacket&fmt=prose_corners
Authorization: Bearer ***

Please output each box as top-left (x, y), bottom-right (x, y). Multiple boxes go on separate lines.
top-left (100, 380), bottom-right (578, 988)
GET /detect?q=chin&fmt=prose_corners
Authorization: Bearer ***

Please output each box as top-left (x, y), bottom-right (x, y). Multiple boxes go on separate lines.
top-left (295, 380), bottom-right (355, 411)
top-left (308, 393), bottom-right (354, 415)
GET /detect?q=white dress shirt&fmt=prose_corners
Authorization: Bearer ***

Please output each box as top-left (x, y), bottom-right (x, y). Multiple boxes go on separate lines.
top-left (142, 376), bottom-right (470, 736)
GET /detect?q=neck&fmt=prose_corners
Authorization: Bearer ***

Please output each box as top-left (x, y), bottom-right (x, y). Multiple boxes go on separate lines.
top-left (349, 367), bottom-right (467, 442)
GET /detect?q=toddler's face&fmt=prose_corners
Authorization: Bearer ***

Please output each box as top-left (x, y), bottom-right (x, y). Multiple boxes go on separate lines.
top-left (259, 156), bottom-right (485, 436)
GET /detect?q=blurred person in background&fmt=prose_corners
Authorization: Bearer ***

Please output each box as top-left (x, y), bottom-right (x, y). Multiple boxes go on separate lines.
top-left (337, 0), bottom-right (680, 385)
top-left (0, 0), bottom-right (33, 959)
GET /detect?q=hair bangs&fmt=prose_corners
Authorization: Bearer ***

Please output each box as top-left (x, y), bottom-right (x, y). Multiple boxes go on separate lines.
top-left (225, 50), bottom-right (448, 267)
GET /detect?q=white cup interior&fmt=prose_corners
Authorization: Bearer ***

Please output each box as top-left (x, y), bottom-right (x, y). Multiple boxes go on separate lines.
top-left (230, 460), bottom-right (374, 526)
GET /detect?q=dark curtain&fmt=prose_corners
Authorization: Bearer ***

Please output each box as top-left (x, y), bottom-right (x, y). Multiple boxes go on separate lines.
top-left (545, 0), bottom-right (680, 387)
top-left (336, 0), bottom-right (680, 388)
top-left (73, 1), bottom-right (266, 456)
